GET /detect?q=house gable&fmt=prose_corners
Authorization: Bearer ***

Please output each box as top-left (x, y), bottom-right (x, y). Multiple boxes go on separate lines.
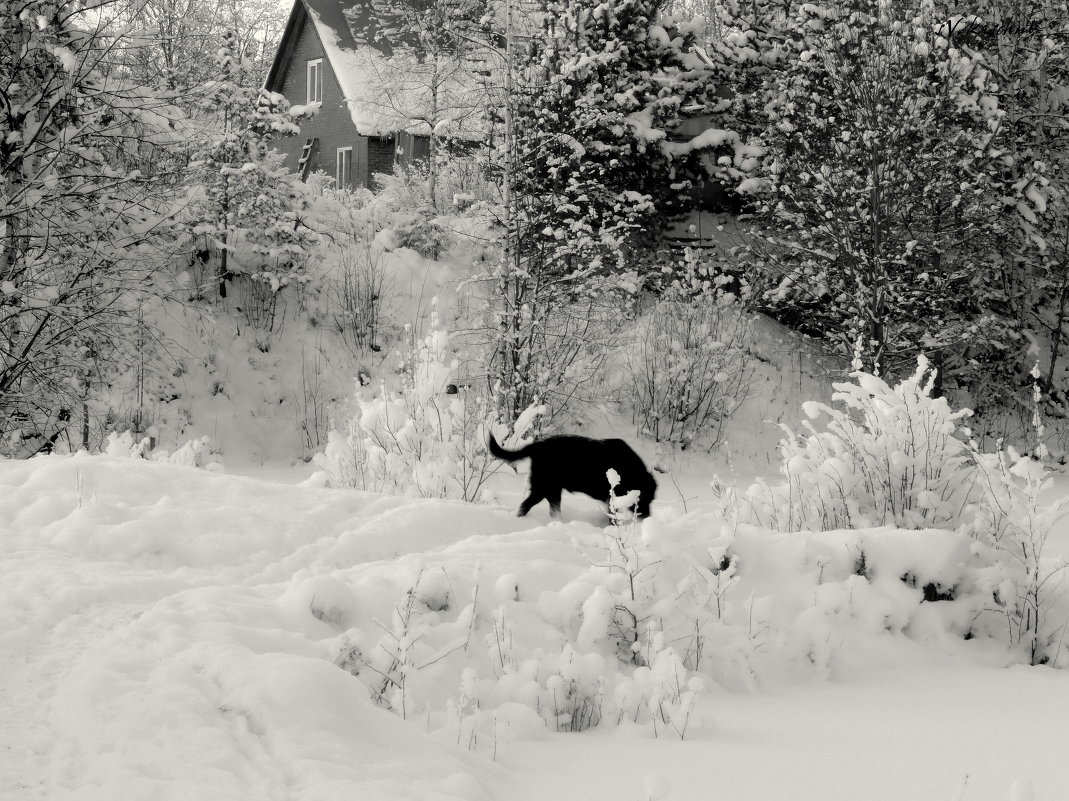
top-left (264, 0), bottom-right (375, 187)
top-left (265, 0), bottom-right (369, 94)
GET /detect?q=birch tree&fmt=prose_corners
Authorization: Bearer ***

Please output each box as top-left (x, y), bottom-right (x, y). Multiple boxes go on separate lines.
top-left (1, 0), bottom-right (182, 452)
top-left (345, 0), bottom-right (492, 200)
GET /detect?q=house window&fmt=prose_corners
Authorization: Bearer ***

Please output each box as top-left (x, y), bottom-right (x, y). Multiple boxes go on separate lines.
top-left (336, 147), bottom-right (352, 188)
top-left (307, 59), bottom-right (323, 104)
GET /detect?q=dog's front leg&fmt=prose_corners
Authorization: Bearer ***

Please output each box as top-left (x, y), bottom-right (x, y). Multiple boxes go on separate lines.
top-left (517, 489), bottom-right (543, 517)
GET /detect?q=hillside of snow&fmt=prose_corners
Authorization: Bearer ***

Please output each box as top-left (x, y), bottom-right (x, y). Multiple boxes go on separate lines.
top-left (3, 454), bottom-right (1069, 801)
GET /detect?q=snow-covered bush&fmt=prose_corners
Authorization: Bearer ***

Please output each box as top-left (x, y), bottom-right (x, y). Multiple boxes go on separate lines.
top-left (728, 356), bottom-right (978, 531)
top-left (528, 644), bottom-right (606, 733)
top-left (614, 637), bottom-right (704, 739)
top-left (451, 514), bottom-right (995, 738)
top-left (104, 431), bottom-right (152, 458)
top-left (968, 368), bottom-right (1069, 665)
top-left (721, 356), bottom-right (1068, 663)
top-left (313, 307), bottom-right (501, 501)
top-left (471, 617), bottom-right (703, 737)
top-left (575, 500), bottom-right (663, 664)
top-left (104, 431), bottom-right (221, 469)
top-left (329, 568), bottom-right (474, 720)
top-left (366, 574), bottom-right (426, 718)
top-left (434, 157), bottom-right (500, 214)
top-left (470, 279), bottom-right (628, 426)
top-left (315, 506), bottom-right (1025, 752)
top-left (628, 266), bottom-right (753, 449)
top-left (370, 167), bottom-right (452, 258)
top-left (331, 239), bottom-right (392, 358)
top-left (480, 489), bottom-right (710, 736)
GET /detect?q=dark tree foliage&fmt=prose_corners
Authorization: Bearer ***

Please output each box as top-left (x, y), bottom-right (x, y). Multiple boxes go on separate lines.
top-left (509, 0), bottom-right (716, 279)
top-left (706, 0), bottom-right (1068, 413)
top-left (187, 31), bottom-right (316, 298)
top-left (488, 0), bottom-right (719, 424)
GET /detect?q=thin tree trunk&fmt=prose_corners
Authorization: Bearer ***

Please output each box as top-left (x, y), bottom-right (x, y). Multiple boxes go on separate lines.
top-left (495, 0), bottom-right (517, 424)
top-left (1048, 273), bottom-right (1069, 381)
top-left (219, 174), bottom-right (230, 298)
top-left (428, 71), bottom-right (439, 206)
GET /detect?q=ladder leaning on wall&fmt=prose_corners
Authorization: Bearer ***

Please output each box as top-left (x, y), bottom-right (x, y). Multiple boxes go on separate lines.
top-left (297, 137), bottom-right (317, 180)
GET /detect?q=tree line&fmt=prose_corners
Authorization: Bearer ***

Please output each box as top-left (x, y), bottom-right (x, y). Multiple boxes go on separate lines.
top-left (3, 0), bottom-right (1067, 454)
top-left (348, 0), bottom-right (1069, 427)
top-left (0, 0), bottom-right (292, 453)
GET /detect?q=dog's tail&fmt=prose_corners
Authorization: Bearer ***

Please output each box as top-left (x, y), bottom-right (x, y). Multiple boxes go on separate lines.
top-left (488, 433), bottom-right (532, 462)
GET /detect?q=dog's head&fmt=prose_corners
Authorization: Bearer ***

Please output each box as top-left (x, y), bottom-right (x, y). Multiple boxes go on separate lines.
top-left (635, 477), bottom-right (657, 519)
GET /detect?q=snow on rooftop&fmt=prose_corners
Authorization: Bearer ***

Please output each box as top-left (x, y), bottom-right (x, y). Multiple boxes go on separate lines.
top-left (305, 5), bottom-right (485, 139)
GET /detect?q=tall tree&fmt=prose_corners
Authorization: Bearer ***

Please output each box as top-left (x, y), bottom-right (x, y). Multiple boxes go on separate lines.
top-left (345, 0), bottom-right (493, 200)
top-left (511, 0), bottom-right (713, 276)
top-left (953, 2), bottom-right (1069, 406)
top-left (186, 30), bottom-right (316, 301)
top-left (123, 0), bottom-right (287, 96)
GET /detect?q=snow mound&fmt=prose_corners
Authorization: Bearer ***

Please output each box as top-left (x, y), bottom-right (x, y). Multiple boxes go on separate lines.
top-left (1, 455), bottom-right (1065, 801)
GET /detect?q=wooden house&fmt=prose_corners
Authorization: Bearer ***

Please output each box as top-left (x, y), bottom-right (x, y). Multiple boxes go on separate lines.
top-left (263, 0), bottom-right (434, 188)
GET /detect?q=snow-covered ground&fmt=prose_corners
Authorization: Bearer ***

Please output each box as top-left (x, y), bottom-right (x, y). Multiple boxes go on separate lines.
top-left (3, 454), bottom-right (1068, 801)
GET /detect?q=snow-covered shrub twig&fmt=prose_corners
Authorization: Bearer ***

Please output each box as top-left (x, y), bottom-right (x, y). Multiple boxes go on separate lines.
top-left (293, 345), bottom-right (329, 455)
top-left (365, 569), bottom-right (468, 718)
top-left (729, 355), bottom-right (978, 531)
top-left (629, 251), bottom-right (754, 450)
top-left (366, 574), bottom-right (422, 718)
top-left (968, 364), bottom-right (1069, 665)
top-left (313, 306), bottom-right (503, 501)
top-left (614, 633), bottom-right (704, 740)
top-left (575, 475), bottom-right (664, 665)
top-left (332, 239), bottom-right (391, 358)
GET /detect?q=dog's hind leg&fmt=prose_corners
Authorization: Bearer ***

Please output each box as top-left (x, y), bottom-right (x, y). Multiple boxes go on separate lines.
top-left (545, 487), bottom-right (562, 520)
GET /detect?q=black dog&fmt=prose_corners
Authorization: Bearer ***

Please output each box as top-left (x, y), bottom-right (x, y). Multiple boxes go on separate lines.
top-left (489, 434), bottom-right (656, 519)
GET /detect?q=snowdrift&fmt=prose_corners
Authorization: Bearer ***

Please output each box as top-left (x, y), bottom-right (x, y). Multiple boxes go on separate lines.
top-left (1, 455), bottom-right (1065, 801)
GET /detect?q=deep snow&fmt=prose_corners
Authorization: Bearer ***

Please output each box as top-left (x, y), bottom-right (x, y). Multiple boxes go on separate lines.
top-left (3, 454), bottom-right (1068, 801)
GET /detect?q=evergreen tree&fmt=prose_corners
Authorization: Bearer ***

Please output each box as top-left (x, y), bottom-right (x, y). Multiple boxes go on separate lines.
top-left (489, 0), bottom-right (717, 423)
top-left (952, 2), bottom-right (1069, 407)
top-left (692, 0), bottom-right (1069, 412)
top-left (187, 31), bottom-right (317, 300)
top-left (511, 0), bottom-right (714, 277)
